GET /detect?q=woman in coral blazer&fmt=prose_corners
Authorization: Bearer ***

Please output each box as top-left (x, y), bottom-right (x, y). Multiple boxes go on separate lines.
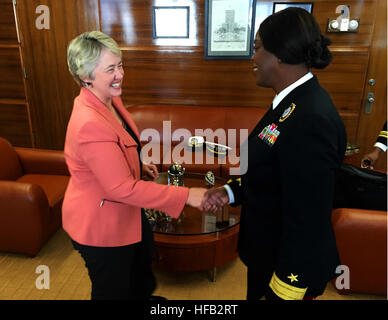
top-left (64, 31), bottom-right (206, 300)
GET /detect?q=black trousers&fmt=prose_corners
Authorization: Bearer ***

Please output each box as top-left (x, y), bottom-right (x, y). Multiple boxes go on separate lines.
top-left (72, 211), bottom-right (156, 300)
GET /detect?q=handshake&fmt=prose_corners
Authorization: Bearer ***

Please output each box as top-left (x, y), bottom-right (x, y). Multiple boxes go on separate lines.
top-left (186, 187), bottom-right (229, 213)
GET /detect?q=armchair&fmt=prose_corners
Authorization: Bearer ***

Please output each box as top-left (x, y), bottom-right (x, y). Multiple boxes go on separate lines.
top-left (0, 137), bottom-right (70, 257)
top-left (332, 208), bottom-right (387, 296)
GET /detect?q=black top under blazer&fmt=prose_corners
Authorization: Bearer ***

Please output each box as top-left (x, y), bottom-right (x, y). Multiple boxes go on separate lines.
top-left (228, 76), bottom-right (347, 291)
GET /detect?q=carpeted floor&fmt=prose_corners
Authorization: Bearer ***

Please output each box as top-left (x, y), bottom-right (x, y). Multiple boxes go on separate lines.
top-left (0, 228), bottom-right (385, 300)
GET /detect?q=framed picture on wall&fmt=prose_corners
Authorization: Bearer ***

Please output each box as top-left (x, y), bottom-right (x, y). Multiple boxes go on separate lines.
top-left (204, 0), bottom-right (257, 59)
top-left (152, 6), bottom-right (190, 39)
top-left (272, 2), bottom-right (313, 14)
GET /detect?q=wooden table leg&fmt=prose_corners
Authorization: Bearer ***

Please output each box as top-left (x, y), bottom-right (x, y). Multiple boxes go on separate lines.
top-left (209, 267), bottom-right (217, 282)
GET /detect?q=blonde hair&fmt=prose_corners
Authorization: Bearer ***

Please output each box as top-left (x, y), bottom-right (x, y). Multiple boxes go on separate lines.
top-left (67, 31), bottom-right (122, 87)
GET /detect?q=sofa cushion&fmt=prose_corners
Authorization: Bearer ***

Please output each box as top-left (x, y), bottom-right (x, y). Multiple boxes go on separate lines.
top-left (17, 174), bottom-right (69, 208)
top-left (129, 104), bottom-right (267, 177)
top-left (17, 174), bottom-right (69, 239)
top-left (128, 104), bottom-right (267, 148)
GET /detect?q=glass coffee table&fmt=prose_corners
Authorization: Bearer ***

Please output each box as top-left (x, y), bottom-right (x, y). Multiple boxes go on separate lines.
top-left (147, 172), bottom-right (241, 281)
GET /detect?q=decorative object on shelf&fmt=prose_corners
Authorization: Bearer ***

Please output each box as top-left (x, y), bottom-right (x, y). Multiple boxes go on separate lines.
top-left (345, 143), bottom-right (360, 156)
top-left (168, 162), bottom-right (185, 186)
top-left (188, 136), bottom-right (230, 157)
top-left (205, 143), bottom-right (228, 157)
top-left (326, 5), bottom-right (360, 33)
top-left (188, 136), bottom-right (204, 151)
top-left (204, 0), bottom-right (256, 59)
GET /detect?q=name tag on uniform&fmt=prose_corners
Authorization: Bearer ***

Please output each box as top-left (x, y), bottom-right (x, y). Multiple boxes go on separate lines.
top-left (258, 123), bottom-right (280, 147)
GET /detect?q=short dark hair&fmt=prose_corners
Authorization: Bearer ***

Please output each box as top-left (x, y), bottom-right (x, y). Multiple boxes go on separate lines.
top-left (259, 7), bottom-right (332, 69)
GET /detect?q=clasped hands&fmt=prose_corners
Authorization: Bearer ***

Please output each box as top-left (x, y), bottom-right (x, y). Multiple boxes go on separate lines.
top-left (143, 163), bottom-right (229, 212)
top-left (186, 187), bottom-right (229, 213)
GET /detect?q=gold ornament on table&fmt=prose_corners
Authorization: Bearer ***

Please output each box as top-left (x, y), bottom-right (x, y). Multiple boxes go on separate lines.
top-left (205, 171), bottom-right (215, 187)
top-left (144, 208), bottom-right (171, 224)
top-left (168, 162), bottom-right (185, 186)
top-left (146, 163), bottom-right (186, 226)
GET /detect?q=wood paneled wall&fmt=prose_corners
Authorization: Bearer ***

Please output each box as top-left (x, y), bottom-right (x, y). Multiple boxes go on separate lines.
top-left (103, 0), bottom-right (381, 148)
top-left (0, 0), bottom-right (386, 171)
top-left (15, 0), bottom-right (100, 149)
top-left (0, 0), bottom-right (31, 147)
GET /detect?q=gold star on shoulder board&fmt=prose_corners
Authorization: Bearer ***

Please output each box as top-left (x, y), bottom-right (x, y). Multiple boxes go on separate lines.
top-left (287, 273), bottom-right (298, 283)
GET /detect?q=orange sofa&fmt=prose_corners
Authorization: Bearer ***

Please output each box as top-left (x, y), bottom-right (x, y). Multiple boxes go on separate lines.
top-left (332, 207), bottom-right (387, 296)
top-left (128, 104), bottom-right (267, 178)
top-left (0, 137), bottom-right (70, 257)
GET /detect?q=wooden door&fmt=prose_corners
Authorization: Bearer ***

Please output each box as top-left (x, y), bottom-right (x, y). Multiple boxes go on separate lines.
top-left (14, 0), bottom-right (100, 149)
top-left (0, 0), bottom-right (32, 147)
top-left (356, 0), bottom-right (387, 171)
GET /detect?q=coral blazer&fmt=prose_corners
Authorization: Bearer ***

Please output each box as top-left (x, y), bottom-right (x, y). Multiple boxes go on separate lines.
top-left (62, 88), bottom-right (189, 247)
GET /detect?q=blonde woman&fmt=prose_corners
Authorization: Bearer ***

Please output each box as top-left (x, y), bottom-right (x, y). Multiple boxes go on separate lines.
top-left (63, 31), bottom-right (206, 300)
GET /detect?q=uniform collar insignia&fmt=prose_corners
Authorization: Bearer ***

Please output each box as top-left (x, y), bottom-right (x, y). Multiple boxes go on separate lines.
top-left (279, 103), bottom-right (296, 122)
